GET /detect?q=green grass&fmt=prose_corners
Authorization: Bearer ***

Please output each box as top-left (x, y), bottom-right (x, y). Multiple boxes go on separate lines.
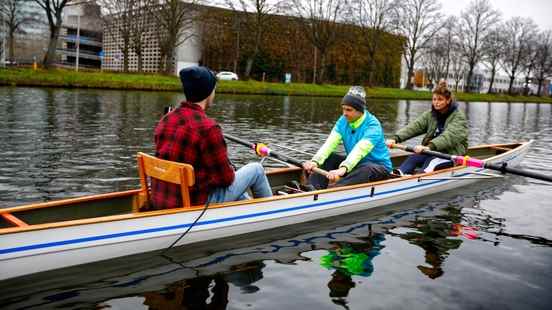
top-left (1, 68), bottom-right (551, 103)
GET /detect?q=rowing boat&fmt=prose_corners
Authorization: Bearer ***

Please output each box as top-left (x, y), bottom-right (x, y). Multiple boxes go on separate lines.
top-left (0, 141), bottom-right (531, 280)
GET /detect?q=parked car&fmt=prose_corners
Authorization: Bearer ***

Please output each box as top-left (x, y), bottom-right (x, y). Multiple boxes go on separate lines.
top-left (216, 71), bottom-right (239, 81)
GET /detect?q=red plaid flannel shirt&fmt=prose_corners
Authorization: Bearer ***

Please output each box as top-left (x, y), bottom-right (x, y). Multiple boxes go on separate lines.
top-left (151, 102), bottom-right (235, 208)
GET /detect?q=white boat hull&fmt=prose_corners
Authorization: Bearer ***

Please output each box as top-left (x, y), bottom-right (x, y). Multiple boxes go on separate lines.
top-left (0, 142), bottom-right (530, 280)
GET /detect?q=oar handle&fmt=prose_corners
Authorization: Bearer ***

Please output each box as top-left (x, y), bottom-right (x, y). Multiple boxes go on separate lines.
top-left (389, 143), bottom-right (552, 183)
top-left (224, 134), bottom-right (331, 179)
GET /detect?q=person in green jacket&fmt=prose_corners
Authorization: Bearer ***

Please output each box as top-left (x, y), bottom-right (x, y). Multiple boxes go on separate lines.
top-left (386, 80), bottom-right (468, 175)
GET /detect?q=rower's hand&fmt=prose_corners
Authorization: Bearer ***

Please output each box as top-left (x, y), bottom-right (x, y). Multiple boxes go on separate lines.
top-left (385, 139), bottom-right (396, 148)
top-left (414, 145), bottom-right (429, 154)
top-left (328, 167), bottom-right (347, 182)
top-left (303, 161), bottom-right (318, 173)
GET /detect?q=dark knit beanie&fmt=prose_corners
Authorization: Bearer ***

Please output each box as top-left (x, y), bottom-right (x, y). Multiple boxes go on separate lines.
top-left (341, 86), bottom-right (366, 112)
top-left (179, 66), bottom-right (217, 103)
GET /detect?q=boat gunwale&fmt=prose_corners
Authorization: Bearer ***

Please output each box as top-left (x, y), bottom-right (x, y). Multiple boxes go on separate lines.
top-left (0, 142), bottom-right (529, 235)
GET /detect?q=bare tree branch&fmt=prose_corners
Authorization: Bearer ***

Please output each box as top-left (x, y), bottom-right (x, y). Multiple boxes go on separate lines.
top-left (457, 0), bottom-right (500, 92)
top-left (290, 0), bottom-right (346, 84)
top-left (500, 17), bottom-right (537, 94)
top-left (393, 0), bottom-right (441, 90)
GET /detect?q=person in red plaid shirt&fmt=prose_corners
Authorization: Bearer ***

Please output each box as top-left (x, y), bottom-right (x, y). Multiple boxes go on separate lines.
top-left (152, 66), bottom-right (272, 209)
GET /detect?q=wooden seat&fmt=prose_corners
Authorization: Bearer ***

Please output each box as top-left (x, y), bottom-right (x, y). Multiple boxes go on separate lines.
top-left (137, 152), bottom-right (195, 209)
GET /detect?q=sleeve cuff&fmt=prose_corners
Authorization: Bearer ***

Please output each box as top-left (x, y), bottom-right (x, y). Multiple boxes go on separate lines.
top-left (428, 142), bottom-right (436, 150)
top-left (339, 164), bottom-right (350, 173)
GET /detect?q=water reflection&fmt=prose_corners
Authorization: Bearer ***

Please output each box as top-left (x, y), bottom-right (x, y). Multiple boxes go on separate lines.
top-left (321, 232), bottom-right (385, 308)
top-left (142, 274), bottom-right (231, 309)
top-left (391, 206), bottom-right (465, 279)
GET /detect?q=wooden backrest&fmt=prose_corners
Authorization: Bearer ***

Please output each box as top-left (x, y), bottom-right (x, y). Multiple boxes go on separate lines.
top-left (137, 152), bottom-right (195, 208)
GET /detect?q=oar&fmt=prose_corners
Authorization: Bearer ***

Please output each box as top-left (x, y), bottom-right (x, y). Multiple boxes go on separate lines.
top-left (390, 143), bottom-right (552, 183)
top-left (224, 134), bottom-right (331, 179)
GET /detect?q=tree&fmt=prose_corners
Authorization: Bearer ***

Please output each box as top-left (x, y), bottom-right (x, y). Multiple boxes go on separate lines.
top-left (130, 0), bottom-right (154, 73)
top-left (290, 0), bottom-right (346, 84)
top-left (441, 15), bottom-right (457, 80)
top-left (481, 26), bottom-right (505, 93)
top-left (422, 16), bottom-right (458, 84)
top-left (352, 0), bottom-right (395, 86)
top-left (423, 38), bottom-right (448, 85)
top-left (394, 0), bottom-right (441, 90)
top-left (501, 17), bottom-right (537, 94)
top-left (98, 0), bottom-right (138, 73)
top-left (521, 35), bottom-right (539, 96)
top-left (225, 0), bottom-right (278, 79)
top-left (151, 0), bottom-right (198, 74)
top-left (0, 0), bottom-right (38, 63)
top-left (33, 0), bottom-right (78, 68)
top-left (457, 0), bottom-right (500, 92)
top-left (533, 30), bottom-right (552, 96)
top-left (449, 48), bottom-right (466, 92)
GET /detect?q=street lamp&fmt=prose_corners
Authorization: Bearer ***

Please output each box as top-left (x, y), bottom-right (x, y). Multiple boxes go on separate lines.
top-left (75, 14), bottom-right (80, 72)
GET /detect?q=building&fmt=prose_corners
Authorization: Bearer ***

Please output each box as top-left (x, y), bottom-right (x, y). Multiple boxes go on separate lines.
top-left (101, 2), bottom-right (403, 86)
top-left (2, 2), bottom-right (102, 68)
top-left (101, 4), bottom-right (201, 73)
top-left (59, 3), bottom-right (103, 69)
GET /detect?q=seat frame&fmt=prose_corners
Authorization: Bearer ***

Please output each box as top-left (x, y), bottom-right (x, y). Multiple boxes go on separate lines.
top-left (137, 152), bottom-right (195, 209)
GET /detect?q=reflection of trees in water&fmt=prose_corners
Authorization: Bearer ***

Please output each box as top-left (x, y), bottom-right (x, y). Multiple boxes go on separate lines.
top-left (141, 261), bottom-right (265, 310)
top-left (388, 206), bottom-right (465, 279)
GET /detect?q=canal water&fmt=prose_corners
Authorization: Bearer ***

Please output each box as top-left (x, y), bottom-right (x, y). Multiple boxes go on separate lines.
top-left (0, 87), bottom-right (551, 309)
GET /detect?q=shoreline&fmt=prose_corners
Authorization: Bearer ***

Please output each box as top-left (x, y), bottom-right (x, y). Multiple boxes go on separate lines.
top-left (1, 68), bottom-right (551, 103)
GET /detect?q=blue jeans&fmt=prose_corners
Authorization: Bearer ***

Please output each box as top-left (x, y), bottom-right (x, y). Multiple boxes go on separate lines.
top-left (399, 154), bottom-right (453, 174)
top-left (208, 163), bottom-right (273, 203)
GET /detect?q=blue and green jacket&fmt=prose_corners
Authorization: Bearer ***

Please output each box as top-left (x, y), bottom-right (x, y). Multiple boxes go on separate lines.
top-left (312, 111), bottom-right (392, 172)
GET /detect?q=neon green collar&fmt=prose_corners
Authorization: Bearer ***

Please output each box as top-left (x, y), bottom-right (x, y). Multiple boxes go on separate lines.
top-left (349, 112), bottom-right (366, 129)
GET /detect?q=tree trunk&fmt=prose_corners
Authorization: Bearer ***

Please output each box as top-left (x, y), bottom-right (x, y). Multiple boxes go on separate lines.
top-left (233, 28), bottom-right (240, 74)
top-left (8, 32), bottom-right (15, 62)
top-left (43, 30), bottom-right (60, 68)
top-left (537, 78), bottom-right (543, 96)
top-left (122, 44), bottom-right (129, 73)
top-left (465, 66), bottom-right (474, 93)
top-left (244, 57), bottom-right (254, 78)
top-left (365, 37), bottom-right (378, 86)
top-left (312, 46), bottom-right (317, 84)
top-left (406, 65), bottom-right (414, 90)
top-left (318, 52), bottom-right (326, 84)
top-left (165, 47), bottom-right (175, 75)
top-left (43, 17), bottom-right (62, 68)
top-left (137, 52), bottom-right (143, 73)
top-left (487, 68), bottom-right (496, 93)
top-left (366, 52), bottom-right (376, 87)
top-left (508, 76), bottom-right (515, 95)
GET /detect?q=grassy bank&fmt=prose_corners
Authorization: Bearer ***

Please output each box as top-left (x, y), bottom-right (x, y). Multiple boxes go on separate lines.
top-left (1, 68), bottom-right (551, 103)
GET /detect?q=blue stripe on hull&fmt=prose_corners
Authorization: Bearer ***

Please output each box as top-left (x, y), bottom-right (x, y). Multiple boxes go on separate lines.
top-left (1, 175), bottom-right (467, 256)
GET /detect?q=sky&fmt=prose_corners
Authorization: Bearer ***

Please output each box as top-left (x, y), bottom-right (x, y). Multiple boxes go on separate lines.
top-left (440, 0), bottom-right (552, 30)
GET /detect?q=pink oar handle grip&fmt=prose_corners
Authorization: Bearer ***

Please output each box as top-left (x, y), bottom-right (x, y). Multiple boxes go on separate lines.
top-left (258, 146), bottom-right (270, 156)
top-left (453, 156), bottom-right (484, 168)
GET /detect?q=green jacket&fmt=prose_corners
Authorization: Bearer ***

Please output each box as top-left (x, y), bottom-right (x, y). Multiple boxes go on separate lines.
top-left (393, 107), bottom-right (468, 155)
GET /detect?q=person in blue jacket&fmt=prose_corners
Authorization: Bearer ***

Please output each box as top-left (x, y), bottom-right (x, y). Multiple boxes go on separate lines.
top-left (303, 86), bottom-right (391, 189)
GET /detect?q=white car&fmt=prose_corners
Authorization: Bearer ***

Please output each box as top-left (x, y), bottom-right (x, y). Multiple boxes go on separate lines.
top-left (216, 71), bottom-right (239, 81)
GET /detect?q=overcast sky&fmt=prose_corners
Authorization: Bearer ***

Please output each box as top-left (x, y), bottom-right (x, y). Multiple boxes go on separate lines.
top-left (440, 0), bottom-right (552, 30)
